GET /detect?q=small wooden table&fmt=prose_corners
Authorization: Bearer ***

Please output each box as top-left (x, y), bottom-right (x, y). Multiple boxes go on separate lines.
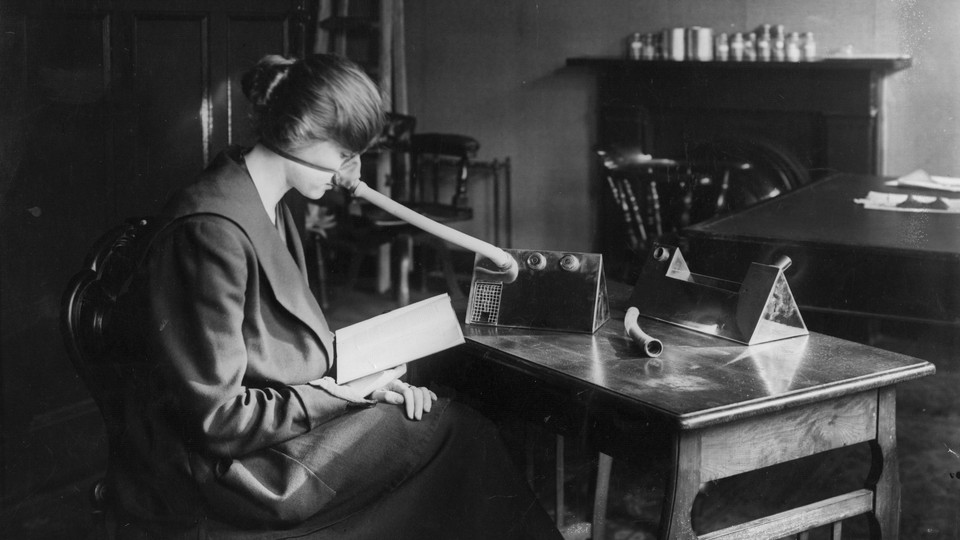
top-left (453, 284), bottom-right (934, 539)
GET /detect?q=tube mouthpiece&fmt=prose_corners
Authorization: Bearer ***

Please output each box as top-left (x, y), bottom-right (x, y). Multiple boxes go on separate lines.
top-left (334, 172), bottom-right (362, 193)
top-left (624, 307), bottom-right (663, 357)
top-left (476, 254), bottom-right (519, 284)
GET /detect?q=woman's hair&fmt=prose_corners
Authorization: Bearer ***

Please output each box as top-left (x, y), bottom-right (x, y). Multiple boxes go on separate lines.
top-left (241, 54), bottom-right (384, 154)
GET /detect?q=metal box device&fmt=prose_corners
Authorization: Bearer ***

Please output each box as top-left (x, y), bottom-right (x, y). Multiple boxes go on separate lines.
top-left (465, 249), bottom-right (609, 333)
top-left (630, 243), bottom-right (807, 344)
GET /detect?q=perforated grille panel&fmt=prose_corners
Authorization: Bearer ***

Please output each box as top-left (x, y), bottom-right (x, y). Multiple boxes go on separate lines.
top-left (467, 281), bottom-right (502, 324)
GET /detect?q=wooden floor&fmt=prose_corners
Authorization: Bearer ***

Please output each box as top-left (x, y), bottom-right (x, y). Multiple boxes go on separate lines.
top-left (2, 276), bottom-right (958, 539)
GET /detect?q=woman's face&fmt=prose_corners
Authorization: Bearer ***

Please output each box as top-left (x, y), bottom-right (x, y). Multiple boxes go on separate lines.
top-left (283, 140), bottom-right (355, 199)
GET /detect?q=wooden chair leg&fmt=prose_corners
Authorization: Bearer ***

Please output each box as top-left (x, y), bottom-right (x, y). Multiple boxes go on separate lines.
top-left (592, 452), bottom-right (613, 540)
top-left (524, 424), bottom-right (537, 489)
top-left (556, 434), bottom-right (566, 529)
top-left (345, 250), bottom-right (363, 291)
top-left (435, 240), bottom-right (466, 301)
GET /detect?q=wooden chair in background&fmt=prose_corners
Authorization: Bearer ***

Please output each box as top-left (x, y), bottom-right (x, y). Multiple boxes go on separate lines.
top-left (598, 138), bottom-right (807, 281)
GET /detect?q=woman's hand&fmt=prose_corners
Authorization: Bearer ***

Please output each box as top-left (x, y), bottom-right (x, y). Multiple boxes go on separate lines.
top-left (371, 379), bottom-right (438, 421)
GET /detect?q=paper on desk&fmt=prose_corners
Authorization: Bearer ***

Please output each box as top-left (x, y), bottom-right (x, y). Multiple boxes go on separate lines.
top-left (854, 191), bottom-right (960, 213)
top-left (884, 169), bottom-right (960, 193)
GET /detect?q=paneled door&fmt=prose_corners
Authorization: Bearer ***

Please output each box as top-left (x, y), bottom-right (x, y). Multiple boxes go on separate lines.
top-left (0, 0), bottom-right (315, 505)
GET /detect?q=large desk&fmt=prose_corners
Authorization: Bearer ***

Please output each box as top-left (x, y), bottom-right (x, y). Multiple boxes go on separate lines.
top-left (684, 173), bottom-right (960, 327)
top-left (452, 284), bottom-right (934, 539)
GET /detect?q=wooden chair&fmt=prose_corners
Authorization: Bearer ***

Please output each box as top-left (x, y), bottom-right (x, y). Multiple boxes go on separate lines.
top-left (599, 139), bottom-right (802, 281)
top-left (401, 132), bottom-right (481, 300)
top-left (61, 216), bottom-right (163, 536)
top-left (310, 113), bottom-right (419, 306)
top-left (312, 119), bottom-right (483, 306)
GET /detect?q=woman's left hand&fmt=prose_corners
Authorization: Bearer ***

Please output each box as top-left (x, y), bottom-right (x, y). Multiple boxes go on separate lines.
top-left (371, 379), bottom-right (438, 421)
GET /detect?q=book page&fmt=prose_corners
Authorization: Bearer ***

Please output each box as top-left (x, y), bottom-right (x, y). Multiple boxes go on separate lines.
top-left (332, 294), bottom-right (465, 384)
top-left (342, 364), bottom-right (406, 398)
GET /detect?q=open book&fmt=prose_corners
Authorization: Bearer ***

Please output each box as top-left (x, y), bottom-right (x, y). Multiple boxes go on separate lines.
top-left (331, 293), bottom-right (465, 385)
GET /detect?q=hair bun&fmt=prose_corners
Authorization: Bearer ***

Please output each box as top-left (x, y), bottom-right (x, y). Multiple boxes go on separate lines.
top-left (241, 55), bottom-right (297, 108)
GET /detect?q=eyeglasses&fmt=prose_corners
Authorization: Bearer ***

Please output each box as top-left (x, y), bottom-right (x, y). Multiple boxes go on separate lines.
top-left (262, 142), bottom-right (355, 176)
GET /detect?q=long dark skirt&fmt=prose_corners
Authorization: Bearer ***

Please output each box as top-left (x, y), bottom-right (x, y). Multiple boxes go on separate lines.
top-left (292, 399), bottom-right (561, 540)
top-left (119, 399), bottom-right (561, 539)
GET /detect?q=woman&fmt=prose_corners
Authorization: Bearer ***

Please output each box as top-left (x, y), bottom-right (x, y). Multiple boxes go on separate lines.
top-left (112, 54), bottom-right (561, 539)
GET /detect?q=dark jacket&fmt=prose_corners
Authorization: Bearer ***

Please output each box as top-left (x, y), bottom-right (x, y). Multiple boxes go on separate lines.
top-left (113, 147), bottom-right (374, 533)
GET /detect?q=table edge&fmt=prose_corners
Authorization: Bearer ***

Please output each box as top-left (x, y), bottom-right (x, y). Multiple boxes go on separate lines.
top-left (464, 337), bottom-right (935, 431)
top-left (677, 362), bottom-right (935, 430)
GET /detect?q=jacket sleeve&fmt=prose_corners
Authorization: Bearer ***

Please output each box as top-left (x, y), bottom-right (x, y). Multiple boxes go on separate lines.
top-left (142, 217), bottom-right (372, 458)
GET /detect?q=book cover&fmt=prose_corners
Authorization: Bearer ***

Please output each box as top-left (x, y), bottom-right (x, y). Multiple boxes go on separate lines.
top-left (332, 293), bottom-right (465, 384)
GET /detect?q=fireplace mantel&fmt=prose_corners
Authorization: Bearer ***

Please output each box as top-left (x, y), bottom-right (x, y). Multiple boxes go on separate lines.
top-left (567, 56), bottom-right (911, 177)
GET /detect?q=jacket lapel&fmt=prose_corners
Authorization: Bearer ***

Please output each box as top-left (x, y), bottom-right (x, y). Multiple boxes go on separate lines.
top-left (164, 148), bottom-right (334, 355)
top-left (278, 202), bottom-right (310, 282)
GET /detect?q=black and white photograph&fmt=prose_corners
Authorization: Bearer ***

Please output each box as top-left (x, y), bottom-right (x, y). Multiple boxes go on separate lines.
top-left (1, 1), bottom-right (958, 538)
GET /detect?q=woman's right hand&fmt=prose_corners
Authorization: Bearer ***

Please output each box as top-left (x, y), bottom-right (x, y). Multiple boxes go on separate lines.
top-left (371, 380), bottom-right (438, 421)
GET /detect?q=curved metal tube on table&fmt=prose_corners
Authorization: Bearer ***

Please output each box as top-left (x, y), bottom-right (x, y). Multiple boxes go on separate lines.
top-left (346, 180), bottom-right (519, 283)
top-left (624, 307), bottom-right (663, 357)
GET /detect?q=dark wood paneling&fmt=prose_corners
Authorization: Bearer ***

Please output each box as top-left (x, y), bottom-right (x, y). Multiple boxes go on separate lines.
top-left (121, 13), bottom-right (209, 217)
top-left (226, 15), bottom-right (292, 146)
top-left (0, 10), bottom-right (114, 501)
top-left (0, 0), bottom-right (312, 505)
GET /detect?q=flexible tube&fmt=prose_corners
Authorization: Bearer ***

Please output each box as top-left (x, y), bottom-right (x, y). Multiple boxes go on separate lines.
top-left (349, 181), bottom-right (518, 279)
top-left (624, 307), bottom-right (663, 357)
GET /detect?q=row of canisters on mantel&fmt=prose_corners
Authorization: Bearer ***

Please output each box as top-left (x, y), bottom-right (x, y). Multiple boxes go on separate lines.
top-left (627, 24), bottom-right (817, 62)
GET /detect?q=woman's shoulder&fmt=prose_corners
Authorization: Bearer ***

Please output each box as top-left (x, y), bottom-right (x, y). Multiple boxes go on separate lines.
top-left (147, 215), bottom-right (257, 274)
top-left (159, 213), bottom-right (251, 247)
top-left (162, 146), bottom-right (257, 221)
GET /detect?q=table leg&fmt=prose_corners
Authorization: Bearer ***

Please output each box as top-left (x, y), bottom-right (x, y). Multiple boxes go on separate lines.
top-left (867, 386), bottom-right (900, 539)
top-left (592, 452), bottom-right (613, 540)
top-left (660, 431), bottom-right (701, 539)
top-left (555, 434), bottom-right (565, 529)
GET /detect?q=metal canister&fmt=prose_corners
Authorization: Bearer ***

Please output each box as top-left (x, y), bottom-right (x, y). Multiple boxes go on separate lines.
top-left (696, 27), bottom-right (714, 60)
top-left (685, 26), bottom-right (714, 61)
top-left (662, 27), bottom-right (685, 61)
top-left (685, 27), bottom-right (698, 60)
